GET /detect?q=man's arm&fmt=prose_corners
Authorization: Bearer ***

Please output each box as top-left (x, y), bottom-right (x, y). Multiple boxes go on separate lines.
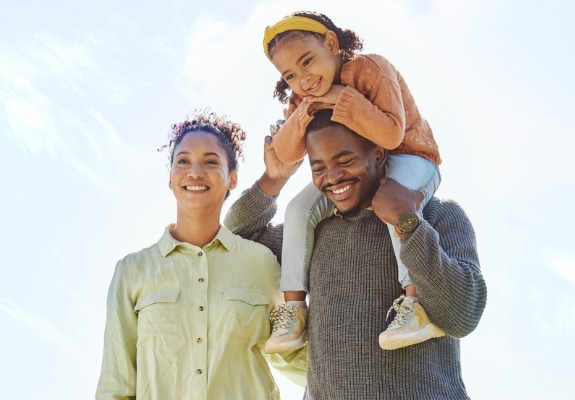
top-left (224, 136), bottom-right (301, 262)
top-left (372, 178), bottom-right (487, 338)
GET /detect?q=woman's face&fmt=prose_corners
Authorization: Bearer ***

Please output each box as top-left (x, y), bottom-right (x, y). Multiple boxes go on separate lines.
top-left (169, 130), bottom-right (237, 213)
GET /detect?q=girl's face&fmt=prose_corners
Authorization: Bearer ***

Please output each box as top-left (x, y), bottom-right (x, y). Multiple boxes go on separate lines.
top-left (270, 31), bottom-right (341, 98)
top-left (169, 131), bottom-right (237, 213)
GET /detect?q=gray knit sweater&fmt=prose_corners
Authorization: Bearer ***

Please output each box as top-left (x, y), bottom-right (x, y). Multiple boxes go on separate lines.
top-left (224, 183), bottom-right (487, 400)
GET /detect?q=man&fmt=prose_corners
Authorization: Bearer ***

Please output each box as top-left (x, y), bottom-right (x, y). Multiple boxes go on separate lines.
top-left (225, 109), bottom-right (487, 399)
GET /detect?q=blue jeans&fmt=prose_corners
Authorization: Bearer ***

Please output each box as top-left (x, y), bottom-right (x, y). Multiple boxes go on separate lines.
top-left (280, 154), bottom-right (441, 292)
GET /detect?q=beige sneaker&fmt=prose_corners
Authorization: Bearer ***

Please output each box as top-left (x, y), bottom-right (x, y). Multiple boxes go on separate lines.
top-left (379, 295), bottom-right (445, 350)
top-left (264, 303), bottom-right (308, 354)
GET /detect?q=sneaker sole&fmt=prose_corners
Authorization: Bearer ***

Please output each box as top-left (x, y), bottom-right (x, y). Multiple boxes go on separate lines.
top-left (264, 331), bottom-right (308, 354)
top-left (378, 324), bottom-right (445, 350)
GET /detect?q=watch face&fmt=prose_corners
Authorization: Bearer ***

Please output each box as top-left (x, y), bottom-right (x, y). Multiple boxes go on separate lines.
top-left (398, 213), bottom-right (418, 233)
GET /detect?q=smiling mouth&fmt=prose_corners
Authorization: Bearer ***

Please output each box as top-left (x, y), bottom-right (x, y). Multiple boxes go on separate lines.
top-left (184, 185), bottom-right (208, 191)
top-left (330, 184), bottom-right (352, 194)
top-left (307, 78), bottom-right (321, 93)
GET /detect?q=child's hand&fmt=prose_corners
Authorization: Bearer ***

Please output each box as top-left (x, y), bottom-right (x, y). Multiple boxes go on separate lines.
top-left (305, 84), bottom-right (345, 106)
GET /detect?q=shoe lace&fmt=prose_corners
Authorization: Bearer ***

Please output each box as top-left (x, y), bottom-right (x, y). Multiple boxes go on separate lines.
top-left (386, 295), bottom-right (415, 329)
top-left (269, 303), bottom-right (296, 334)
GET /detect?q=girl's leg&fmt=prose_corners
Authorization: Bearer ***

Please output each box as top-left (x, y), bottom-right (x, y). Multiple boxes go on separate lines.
top-left (266, 182), bottom-right (333, 354)
top-left (385, 154), bottom-right (441, 291)
top-left (379, 155), bottom-right (445, 350)
top-left (280, 182), bottom-right (334, 294)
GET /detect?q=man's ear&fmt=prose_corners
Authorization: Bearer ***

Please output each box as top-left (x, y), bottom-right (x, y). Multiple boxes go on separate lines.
top-left (324, 30), bottom-right (340, 55)
top-left (374, 147), bottom-right (387, 168)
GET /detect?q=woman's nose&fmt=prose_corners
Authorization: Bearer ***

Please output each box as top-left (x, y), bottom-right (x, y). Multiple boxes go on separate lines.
top-left (187, 164), bottom-right (204, 178)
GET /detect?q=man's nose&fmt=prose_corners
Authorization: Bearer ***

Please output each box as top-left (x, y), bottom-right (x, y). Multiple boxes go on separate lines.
top-left (325, 167), bottom-right (344, 184)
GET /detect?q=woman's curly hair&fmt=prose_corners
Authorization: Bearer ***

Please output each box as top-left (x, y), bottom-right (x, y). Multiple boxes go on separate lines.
top-left (162, 108), bottom-right (246, 172)
top-left (268, 11), bottom-right (364, 104)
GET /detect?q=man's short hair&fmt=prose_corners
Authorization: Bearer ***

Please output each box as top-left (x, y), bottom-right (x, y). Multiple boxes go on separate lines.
top-left (306, 109), bottom-right (376, 150)
top-left (306, 108), bottom-right (338, 135)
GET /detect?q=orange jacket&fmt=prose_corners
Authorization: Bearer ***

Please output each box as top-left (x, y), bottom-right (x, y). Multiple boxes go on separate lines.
top-left (272, 54), bottom-right (441, 165)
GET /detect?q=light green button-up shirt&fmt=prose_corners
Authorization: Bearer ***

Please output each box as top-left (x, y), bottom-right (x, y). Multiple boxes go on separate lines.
top-left (96, 225), bottom-right (307, 400)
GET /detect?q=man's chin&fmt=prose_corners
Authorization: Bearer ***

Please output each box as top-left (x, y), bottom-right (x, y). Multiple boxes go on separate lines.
top-left (330, 199), bottom-right (361, 215)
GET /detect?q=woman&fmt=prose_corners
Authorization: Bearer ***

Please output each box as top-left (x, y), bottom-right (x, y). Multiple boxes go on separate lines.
top-left (96, 110), bottom-right (306, 400)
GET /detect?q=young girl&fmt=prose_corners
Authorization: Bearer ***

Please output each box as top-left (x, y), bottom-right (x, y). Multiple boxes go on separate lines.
top-left (262, 11), bottom-right (445, 352)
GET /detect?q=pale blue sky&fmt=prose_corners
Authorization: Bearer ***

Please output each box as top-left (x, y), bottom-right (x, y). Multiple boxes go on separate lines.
top-left (1, 0), bottom-right (573, 399)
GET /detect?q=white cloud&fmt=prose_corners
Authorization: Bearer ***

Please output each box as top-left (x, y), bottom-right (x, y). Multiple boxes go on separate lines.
top-left (0, 299), bottom-right (84, 362)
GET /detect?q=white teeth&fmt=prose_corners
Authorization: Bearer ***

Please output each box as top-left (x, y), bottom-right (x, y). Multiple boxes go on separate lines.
top-left (185, 185), bottom-right (208, 191)
top-left (332, 184), bottom-right (351, 194)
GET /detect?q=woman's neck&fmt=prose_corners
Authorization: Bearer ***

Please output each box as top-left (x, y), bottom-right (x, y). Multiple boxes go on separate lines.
top-left (171, 208), bottom-right (221, 248)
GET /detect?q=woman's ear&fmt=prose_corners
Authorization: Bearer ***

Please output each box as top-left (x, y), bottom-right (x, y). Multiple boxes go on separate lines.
top-left (228, 171), bottom-right (238, 191)
top-left (324, 30), bottom-right (340, 55)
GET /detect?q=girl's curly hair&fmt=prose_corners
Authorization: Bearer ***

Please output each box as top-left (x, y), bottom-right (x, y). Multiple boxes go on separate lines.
top-left (268, 11), bottom-right (364, 104)
top-left (161, 108), bottom-right (246, 172)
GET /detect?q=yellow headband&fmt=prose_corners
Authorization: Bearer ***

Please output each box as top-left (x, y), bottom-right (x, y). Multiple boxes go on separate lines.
top-left (263, 16), bottom-right (329, 59)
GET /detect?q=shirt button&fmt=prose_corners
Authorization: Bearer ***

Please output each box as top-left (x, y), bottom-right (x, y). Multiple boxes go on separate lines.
top-left (197, 369), bottom-right (203, 374)
top-left (197, 338), bottom-right (203, 343)
top-left (198, 251), bottom-right (203, 256)
top-left (199, 306), bottom-right (204, 311)
top-left (198, 278), bottom-right (204, 283)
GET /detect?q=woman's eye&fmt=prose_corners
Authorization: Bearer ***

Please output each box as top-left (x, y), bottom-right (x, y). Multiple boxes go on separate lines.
top-left (205, 159), bottom-right (218, 165)
top-left (177, 159), bottom-right (189, 164)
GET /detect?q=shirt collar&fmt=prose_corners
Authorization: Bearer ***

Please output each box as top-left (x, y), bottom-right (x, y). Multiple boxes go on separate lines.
top-left (158, 224), bottom-right (237, 257)
top-left (333, 206), bottom-right (373, 219)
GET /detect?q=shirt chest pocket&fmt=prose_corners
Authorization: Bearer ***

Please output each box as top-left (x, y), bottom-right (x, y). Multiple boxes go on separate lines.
top-left (221, 289), bottom-right (273, 338)
top-left (135, 289), bottom-right (181, 339)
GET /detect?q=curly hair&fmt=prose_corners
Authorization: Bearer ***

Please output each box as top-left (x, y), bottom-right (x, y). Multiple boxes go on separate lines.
top-left (162, 108), bottom-right (246, 172)
top-left (268, 11), bottom-right (364, 104)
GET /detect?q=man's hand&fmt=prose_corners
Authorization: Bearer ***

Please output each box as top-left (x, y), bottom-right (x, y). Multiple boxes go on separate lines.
top-left (371, 178), bottom-right (426, 226)
top-left (258, 135), bottom-right (303, 197)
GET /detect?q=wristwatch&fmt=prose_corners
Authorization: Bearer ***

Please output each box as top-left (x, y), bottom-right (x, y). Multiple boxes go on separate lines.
top-left (395, 212), bottom-right (422, 236)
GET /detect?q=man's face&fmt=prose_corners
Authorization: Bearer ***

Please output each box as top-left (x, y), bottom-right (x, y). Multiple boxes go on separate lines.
top-left (306, 124), bottom-right (386, 214)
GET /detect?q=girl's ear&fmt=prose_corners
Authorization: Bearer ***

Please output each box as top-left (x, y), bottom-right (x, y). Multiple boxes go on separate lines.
top-left (324, 30), bottom-right (340, 55)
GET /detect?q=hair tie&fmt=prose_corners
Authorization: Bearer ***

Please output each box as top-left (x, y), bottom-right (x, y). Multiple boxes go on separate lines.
top-left (263, 16), bottom-right (328, 59)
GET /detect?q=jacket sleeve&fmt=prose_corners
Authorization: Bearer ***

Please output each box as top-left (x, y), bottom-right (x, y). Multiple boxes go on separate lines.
top-left (223, 182), bottom-right (285, 263)
top-left (333, 55), bottom-right (406, 150)
top-left (402, 199), bottom-right (487, 338)
top-left (272, 98), bottom-right (316, 164)
top-left (95, 260), bottom-right (137, 400)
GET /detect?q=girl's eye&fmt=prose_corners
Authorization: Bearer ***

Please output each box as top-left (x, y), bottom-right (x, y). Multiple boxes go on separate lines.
top-left (284, 73), bottom-right (295, 81)
top-left (302, 57), bottom-right (312, 67)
